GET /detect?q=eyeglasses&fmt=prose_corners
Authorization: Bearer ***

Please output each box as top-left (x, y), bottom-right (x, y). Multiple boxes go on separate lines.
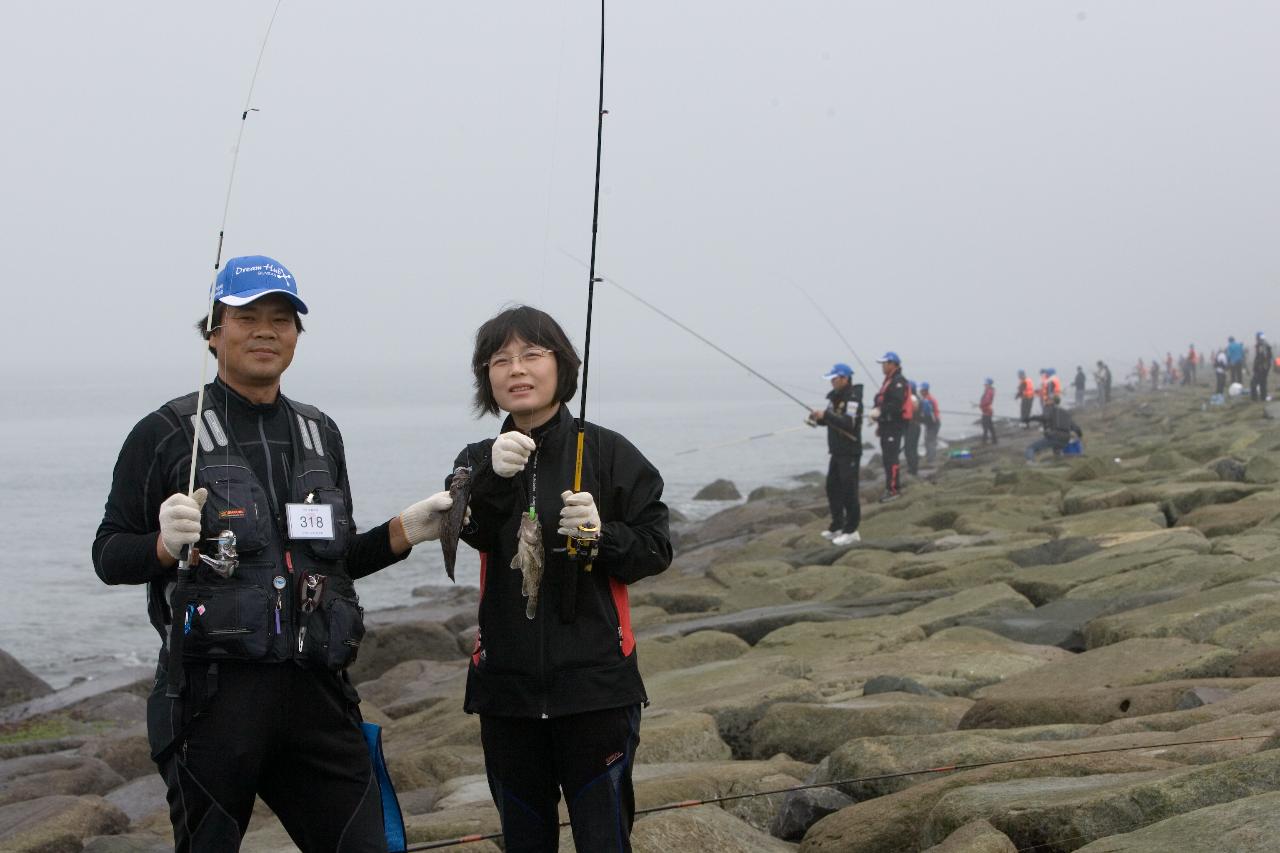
top-left (484, 347), bottom-right (554, 371)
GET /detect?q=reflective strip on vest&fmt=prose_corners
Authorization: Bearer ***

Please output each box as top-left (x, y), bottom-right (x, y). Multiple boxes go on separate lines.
top-left (307, 420), bottom-right (324, 457)
top-left (189, 415), bottom-right (214, 453)
top-left (202, 410), bottom-right (229, 448)
top-left (297, 414), bottom-right (314, 451)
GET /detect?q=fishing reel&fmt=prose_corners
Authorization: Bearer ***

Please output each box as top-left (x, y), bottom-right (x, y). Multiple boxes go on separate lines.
top-left (186, 530), bottom-right (239, 579)
top-left (562, 524), bottom-right (601, 571)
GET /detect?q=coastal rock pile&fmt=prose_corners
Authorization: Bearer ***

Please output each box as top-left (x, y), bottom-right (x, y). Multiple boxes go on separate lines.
top-left (5, 384), bottom-right (1280, 851)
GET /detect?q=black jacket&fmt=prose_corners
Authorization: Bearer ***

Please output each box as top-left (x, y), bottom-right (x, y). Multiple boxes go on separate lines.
top-left (452, 405), bottom-right (672, 719)
top-left (1255, 340), bottom-right (1274, 374)
top-left (1030, 405), bottom-right (1082, 449)
top-left (817, 383), bottom-right (863, 456)
top-left (874, 368), bottom-right (912, 428)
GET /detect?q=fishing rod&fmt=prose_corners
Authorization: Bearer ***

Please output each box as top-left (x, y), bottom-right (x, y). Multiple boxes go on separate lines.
top-left (565, 0), bottom-right (608, 568)
top-left (795, 284), bottom-right (873, 378)
top-left (391, 732), bottom-right (1272, 851)
top-left (180, 1), bottom-right (284, 555)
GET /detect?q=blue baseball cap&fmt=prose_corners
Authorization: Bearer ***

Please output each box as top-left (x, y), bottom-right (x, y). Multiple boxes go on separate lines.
top-left (213, 255), bottom-right (308, 314)
top-left (876, 351), bottom-right (900, 364)
top-left (823, 362), bottom-right (853, 380)
top-left (920, 381), bottom-right (930, 391)
top-left (984, 377), bottom-right (993, 385)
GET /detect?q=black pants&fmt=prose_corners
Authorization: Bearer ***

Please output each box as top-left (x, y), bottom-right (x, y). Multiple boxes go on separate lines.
top-left (1231, 363), bottom-right (1244, 384)
top-left (981, 414), bottom-right (996, 444)
top-left (1019, 398), bottom-right (1033, 425)
top-left (923, 424), bottom-right (940, 464)
top-left (1216, 372), bottom-right (1227, 394)
top-left (480, 705), bottom-right (641, 853)
top-left (880, 424), bottom-right (906, 494)
top-left (903, 422), bottom-right (921, 476)
top-left (826, 455), bottom-right (861, 533)
top-left (1252, 370), bottom-right (1270, 401)
top-left (153, 662), bottom-right (384, 853)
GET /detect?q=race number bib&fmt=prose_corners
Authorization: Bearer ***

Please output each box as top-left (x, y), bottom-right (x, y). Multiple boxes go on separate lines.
top-left (287, 502), bottom-right (335, 540)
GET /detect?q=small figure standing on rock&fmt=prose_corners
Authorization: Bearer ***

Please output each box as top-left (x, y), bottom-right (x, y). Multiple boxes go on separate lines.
top-left (1251, 332), bottom-right (1273, 402)
top-left (871, 352), bottom-right (912, 502)
top-left (904, 380), bottom-right (922, 476)
top-left (919, 382), bottom-right (941, 465)
top-left (450, 305), bottom-right (672, 852)
top-left (1073, 366), bottom-right (1087, 407)
top-left (1094, 360), bottom-right (1112, 405)
top-left (1025, 395), bottom-right (1084, 463)
top-left (978, 378), bottom-right (997, 445)
top-left (1015, 370), bottom-right (1035, 427)
top-left (92, 256), bottom-right (458, 851)
top-left (810, 362), bottom-right (864, 546)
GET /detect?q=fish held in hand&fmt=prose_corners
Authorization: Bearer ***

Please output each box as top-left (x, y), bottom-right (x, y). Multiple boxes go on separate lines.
top-left (440, 466), bottom-right (472, 581)
top-left (511, 510), bottom-right (544, 619)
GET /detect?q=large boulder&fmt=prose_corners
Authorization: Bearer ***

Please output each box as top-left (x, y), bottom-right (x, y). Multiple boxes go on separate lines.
top-left (897, 584), bottom-right (1036, 636)
top-left (632, 803), bottom-right (794, 852)
top-left (1083, 578), bottom-right (1280, 649)
top-left (925, 820), bottom-right (1017, 853)
top-left (0, 650), bottom-right (52, 708)
top-left (920, 749), bottom-right (1280, 850)
top-left (637, 710), bottom-right (732, 763)
top-left (748, 694), bottom-right (974, 762)
top-left (639, 631), bottom-right (750, 679)
top-left (0, 754), bottom-right (125, 807)
top-left (1177, 491), bottom-right (1280, 537)
top-left (0, 795), bottom-right (129, 853)
top-left (346, 620), bottom-right (467, 684)
top-left (694, 479), bottom-right (742, 501)
top-left (770, 785), bottom-right (853, 841)
top-left (1074, 789), bottom-right (1280, 852)
top-left (354, 659), bottom-right (468, 718)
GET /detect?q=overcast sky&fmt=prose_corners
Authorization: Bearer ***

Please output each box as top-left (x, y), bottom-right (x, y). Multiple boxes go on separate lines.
top-left (3, 1), bottom-right (1277, 407)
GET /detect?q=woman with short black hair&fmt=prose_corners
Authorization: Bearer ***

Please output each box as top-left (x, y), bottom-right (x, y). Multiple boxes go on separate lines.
top-left (450, 304), bottom-right (671, 852)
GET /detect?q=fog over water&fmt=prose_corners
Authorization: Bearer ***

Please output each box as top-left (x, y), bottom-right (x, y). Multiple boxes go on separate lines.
top-left (1, 2), bottom-right (1277, 683)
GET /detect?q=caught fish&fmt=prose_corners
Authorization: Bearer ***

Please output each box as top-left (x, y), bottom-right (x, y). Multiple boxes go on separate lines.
top-left (511, 509), bottom-right (544, 619)
top-left (440, 466), bottom-right (472, 581)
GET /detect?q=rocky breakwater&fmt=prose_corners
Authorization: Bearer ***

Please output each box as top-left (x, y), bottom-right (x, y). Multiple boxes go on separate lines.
top-left (7, 385), bottom-right (1280, 851)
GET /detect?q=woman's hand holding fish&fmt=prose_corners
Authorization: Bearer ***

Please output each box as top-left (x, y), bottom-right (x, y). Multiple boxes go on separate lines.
top-left (492, 431), bottom-right (537, 477)
top-left (399, 491), bottom-right (462, 545)
top-left (558, 490), bottom-right (601, 537)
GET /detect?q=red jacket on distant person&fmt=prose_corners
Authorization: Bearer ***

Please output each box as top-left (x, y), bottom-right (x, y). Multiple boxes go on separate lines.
top-left (980, 386), bottom-right (995, 416)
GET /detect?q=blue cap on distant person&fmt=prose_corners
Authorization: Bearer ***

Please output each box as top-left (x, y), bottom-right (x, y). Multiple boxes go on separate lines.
top-left (213, 255), bottom-right (308, 314)
top-left (984, 377), bottom-right (993, 385)
top-left (920, 382), bottom-right (930, 391)
top-left (876, 351), bottom-right (900, 364)
top-left (823, 362), bottom-right (853, 380)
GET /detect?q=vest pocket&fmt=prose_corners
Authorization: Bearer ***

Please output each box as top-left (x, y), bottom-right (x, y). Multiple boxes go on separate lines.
top-left (181, 584), bottom-right (272, 660)
top-left (293, 484), bottom-right (351, 561)
top-left (201, 472), bottom-right (274, 555)
top-left (297, 579), bottom-right (365, 671)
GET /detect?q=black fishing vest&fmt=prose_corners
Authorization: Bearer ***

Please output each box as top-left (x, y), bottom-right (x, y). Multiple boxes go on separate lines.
top-left (161, 391), bottom-right (364, 693)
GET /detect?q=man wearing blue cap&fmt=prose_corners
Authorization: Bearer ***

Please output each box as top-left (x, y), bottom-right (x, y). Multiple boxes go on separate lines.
top-left (810, 363), bottom-right (863, 546)
top-left (870, 352), bottom-right (911, 502)
top-left (93, 256), bottom-right (456, 852)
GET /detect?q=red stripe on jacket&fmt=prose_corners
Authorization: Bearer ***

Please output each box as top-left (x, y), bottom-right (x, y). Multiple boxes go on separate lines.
top-left (610, 577), bottom-right (636, 657)
top-left (471, 552), bottom-right (488, 666)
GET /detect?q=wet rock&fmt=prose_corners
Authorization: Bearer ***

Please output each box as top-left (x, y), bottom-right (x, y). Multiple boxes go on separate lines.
top-left (346, 620), bottom-right (467, 684)
top-left (748, 694), bottom-right (974, 762)
top-left (694, 479), bottom-right (741, 501)
top-left (863, 675), bottom-right (941, 697)
top-left (748, 485), bottom-right (787, 502)
top-left (962, 598), bottom-right (1111, 651)
top-left (1177, 491), bottom-right (1280, 536)
top-left (0, 795), bottom-right (129, 853)
top-left (899, 584), bottom-right (1035, 635)
top-left (770, 784), bottom-right (852, 841)
top-left (1074, 789), bottom-right (1280, 852)
top-left (77, 733), bottom-right (152, 781)
top-left (1007, 537), bottom-right (1101, 568)
top-left (645, 598), bottom-right (933, 646)
top-left (1209, 456), bottom-right (1248, 482)
top-left (0, 651), bottom-right (52, 708)
top-left (924, 819), bottom-right (1017, 852)
top-left (630, 589), bottom-right (722, 613)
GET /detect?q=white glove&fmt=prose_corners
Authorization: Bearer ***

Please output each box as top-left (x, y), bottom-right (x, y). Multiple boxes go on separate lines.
top-left (558, 490), bottom-right (601, 537)
top-left (491, 431), bottom-right (537, 478)
top-left (159, 489), bottom-right (207, 560)
top-left (400, 491), bottom-right (466, 545)
top-left (868, 407), bottom-right (882, 421)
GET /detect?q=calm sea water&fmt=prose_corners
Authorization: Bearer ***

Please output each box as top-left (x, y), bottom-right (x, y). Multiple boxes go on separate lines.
top-left (1, 372), bottom-right (988, 689)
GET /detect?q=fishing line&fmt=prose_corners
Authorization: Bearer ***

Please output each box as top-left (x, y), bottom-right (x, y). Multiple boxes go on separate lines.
top-left (391, 732), bottom-right (1273, 851)
top-left (185, 0), bottom-right (286, 498)
top-left (795, 283), bottom-right (873, 378)
top-left (674, 425), bottom-right (811, 457)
